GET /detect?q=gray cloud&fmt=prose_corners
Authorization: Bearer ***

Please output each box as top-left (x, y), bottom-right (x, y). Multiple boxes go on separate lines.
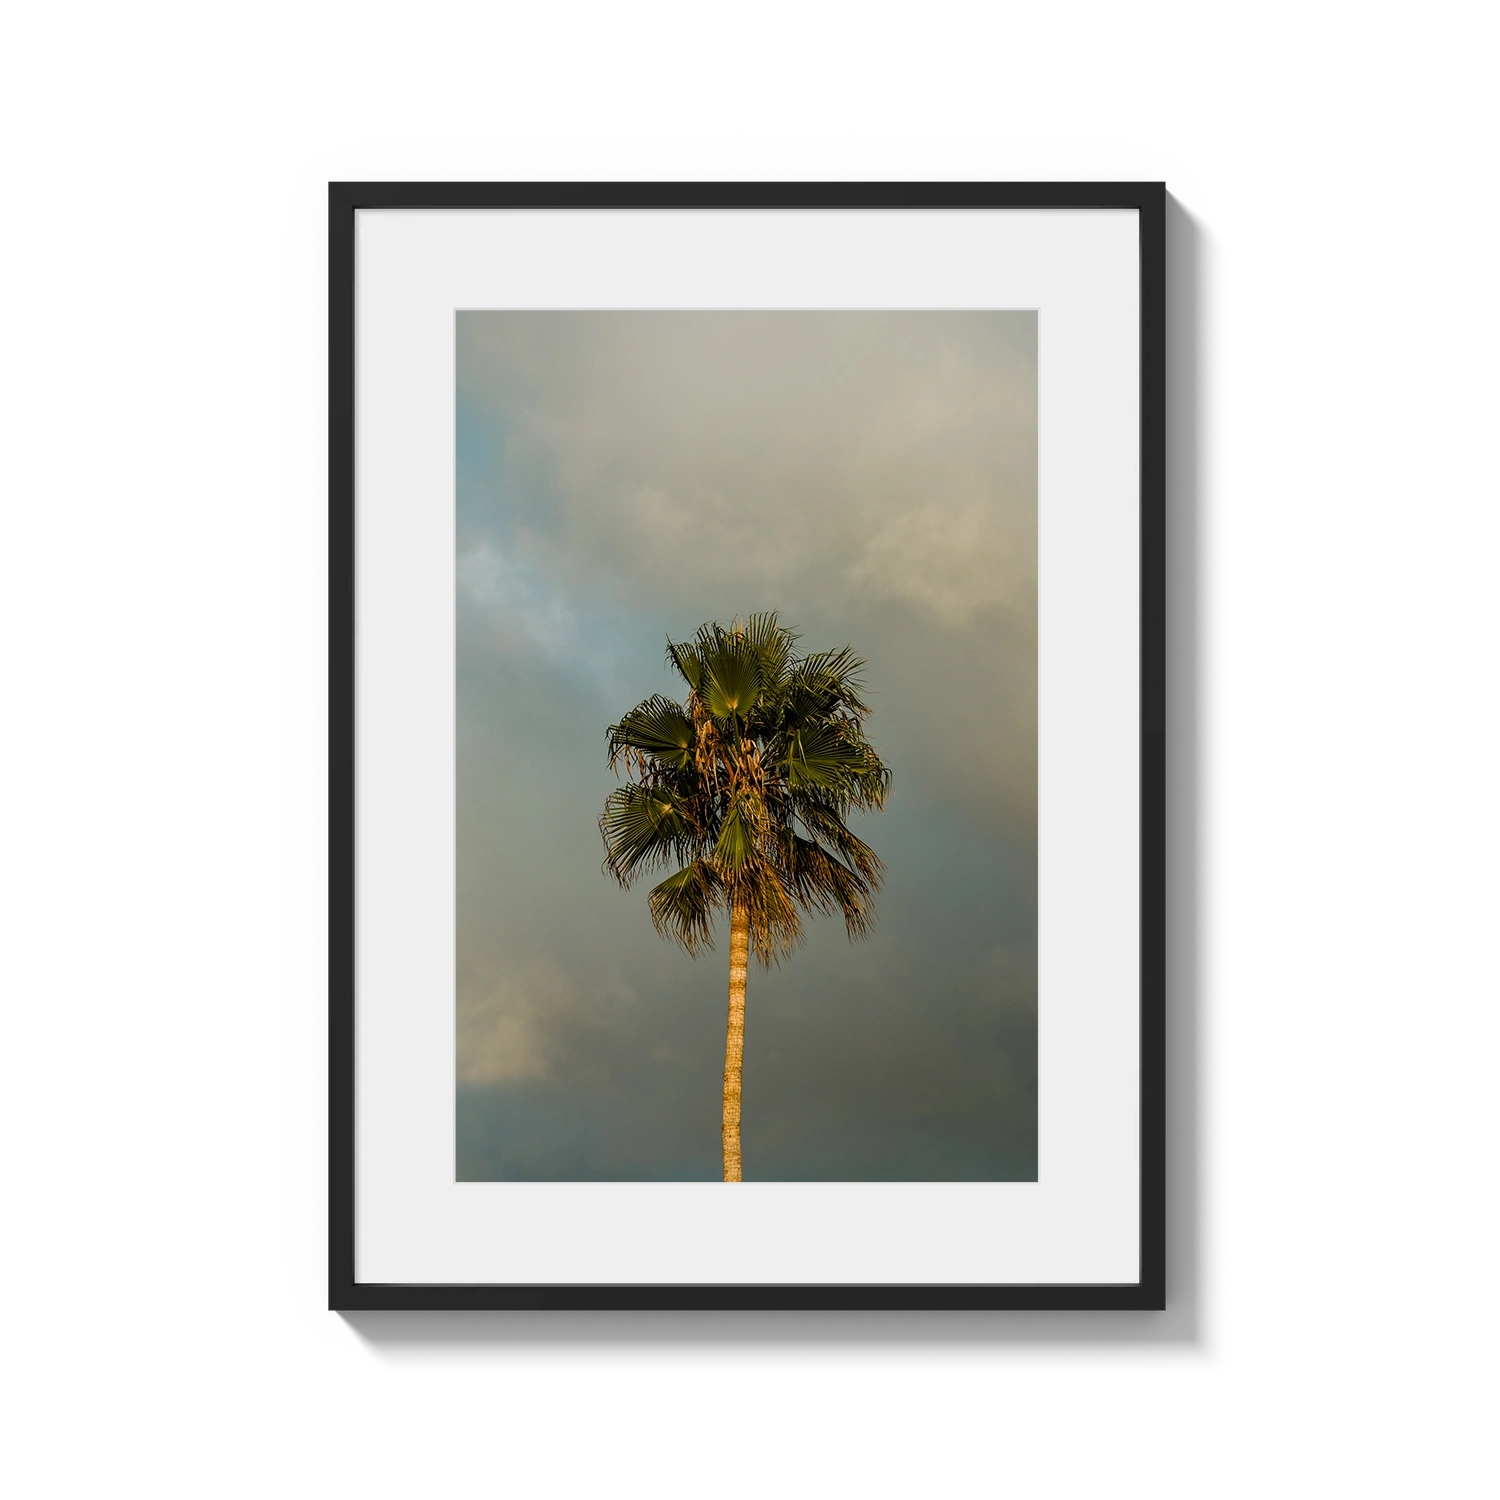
top-left (456, 311), bottom-right (1036, 1180)
top-left (457, 312), bottom-right (1035, 621)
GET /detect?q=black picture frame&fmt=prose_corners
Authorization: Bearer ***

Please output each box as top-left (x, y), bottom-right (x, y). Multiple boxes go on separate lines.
top-left (270, 126), bottom-right (1230, 1374)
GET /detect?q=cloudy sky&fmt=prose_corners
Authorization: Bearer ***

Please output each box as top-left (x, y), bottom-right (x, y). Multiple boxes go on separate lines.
top-left (456, 311), bottom-right (1037, 1180)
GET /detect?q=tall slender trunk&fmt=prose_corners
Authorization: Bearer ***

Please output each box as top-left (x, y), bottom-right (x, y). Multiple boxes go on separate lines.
top-left (721, 901), bottom-right (750, 1182)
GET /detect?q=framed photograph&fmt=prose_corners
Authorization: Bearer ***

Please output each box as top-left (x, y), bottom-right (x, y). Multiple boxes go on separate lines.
top-left (330, 182), bottom-right (1165, 1310)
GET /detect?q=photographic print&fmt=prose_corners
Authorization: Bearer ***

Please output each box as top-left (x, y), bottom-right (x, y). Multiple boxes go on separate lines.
top-left (456, 311), bottom-right (1038, 1183)
top-left (333, 183), bottom-right (1163, 1307)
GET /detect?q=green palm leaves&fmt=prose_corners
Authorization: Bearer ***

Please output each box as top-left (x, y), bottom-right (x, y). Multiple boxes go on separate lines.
top-left (606, 695), bottom-right (696, 771)
top-left (645, 860), bottom-right (722, 954)
top-left (598, 783), bottom-right (687, 878)
top-left (666, 626), bottom-right (758, 722)
top-left (601, 613), bottom-right (891, 964)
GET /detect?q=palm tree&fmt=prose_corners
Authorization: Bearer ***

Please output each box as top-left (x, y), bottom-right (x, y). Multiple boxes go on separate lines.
top-left (600, 613), bottom-right (891, 1181)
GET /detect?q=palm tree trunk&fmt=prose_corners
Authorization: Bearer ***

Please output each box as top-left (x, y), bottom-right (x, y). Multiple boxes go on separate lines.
top-left (721, 900), bottom-right (750, 1182)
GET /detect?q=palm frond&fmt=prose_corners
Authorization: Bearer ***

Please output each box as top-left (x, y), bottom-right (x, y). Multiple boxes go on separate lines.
top-left (648, 861), bottom-right (724, 954)
top-left (698, 632), bottom-right (761, 720)
top-left (780, 719), bottom-right (870, 793)
top-left (606, 694), bottom-right (695, 772)
top-left (785, 645), bottom-right (871, 718)
top-left (738, 611), bottom-right (796, 688)
top-left (600, 782), bottom-right (687, 884)
top-left (778, 831), bottom-right (877, 940)
top-left (713, 794), bottom-right (756, 871)
top-left (852, 762), bottom-right (893, 812)
top-left (791, 799), bottom-right (886, 881)
top-left (822, 854), bottom-right (878, 940)
top-left (665, 637), bottom-right (703, 692)
top-left (838, 732), bottom-right (893, 811)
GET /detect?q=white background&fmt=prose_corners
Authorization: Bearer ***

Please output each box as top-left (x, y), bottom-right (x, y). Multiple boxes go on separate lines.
top-left (356, 208), bottom-right (1139, 1284)
top-left (2, 2), bottom-right (1497, 1496)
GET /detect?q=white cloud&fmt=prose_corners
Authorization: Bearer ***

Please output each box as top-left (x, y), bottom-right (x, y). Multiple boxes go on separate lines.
top-left (845, 499), bottom-right (1024, 626)
top-left (458, 541), bottom-right (578, 657)
top-left (457, 957), bottom-right (643, 1087)
top-left (456, 960), bottom-right (570, 1085)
